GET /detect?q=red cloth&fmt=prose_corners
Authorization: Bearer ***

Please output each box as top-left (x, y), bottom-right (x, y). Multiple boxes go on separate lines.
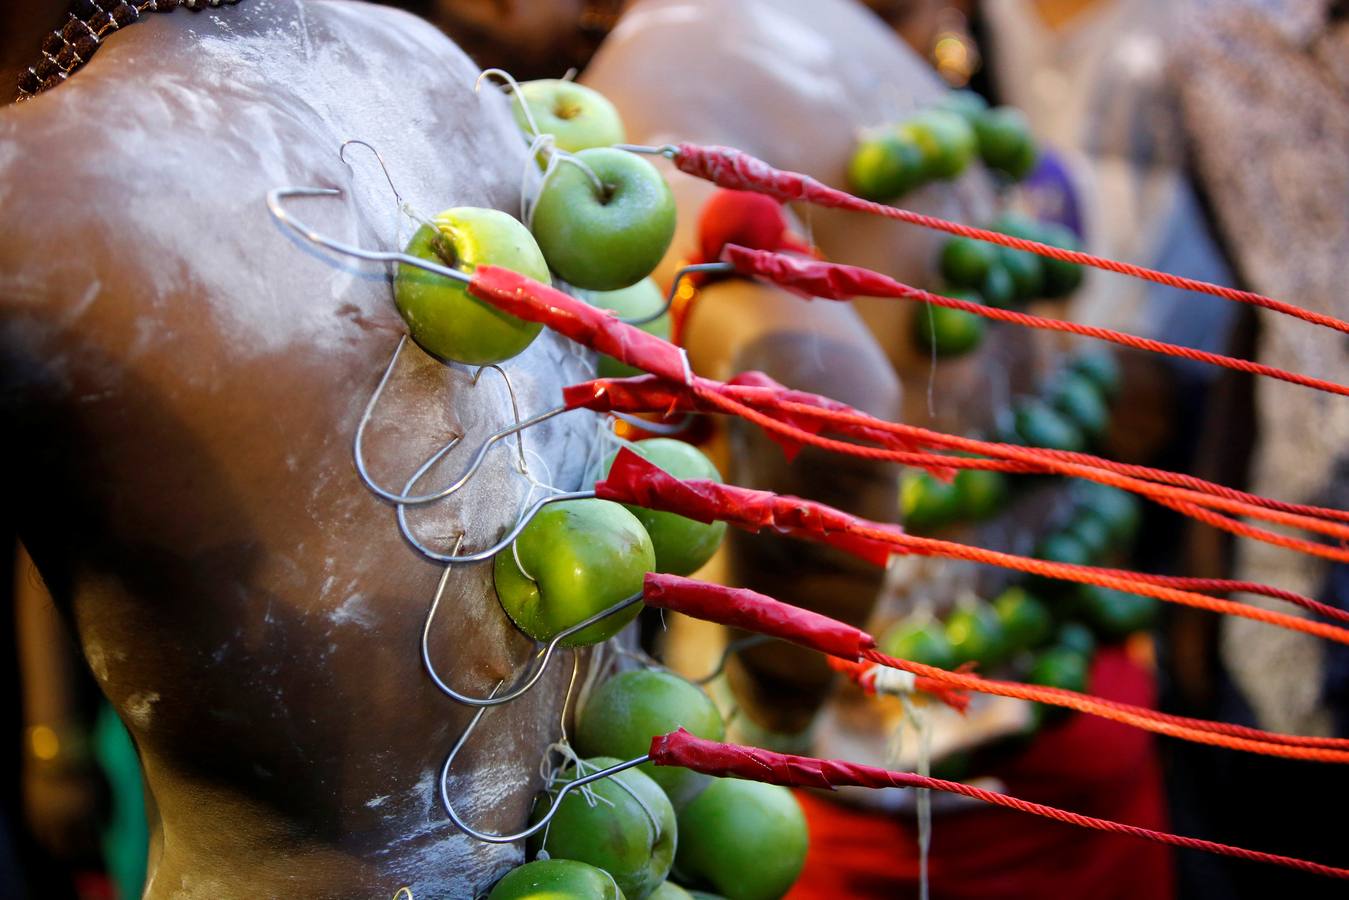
top-left (787, 648), bottom-right (1174, 900)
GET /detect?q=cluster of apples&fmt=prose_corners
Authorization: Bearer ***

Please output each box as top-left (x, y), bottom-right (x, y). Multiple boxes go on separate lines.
top-left (901, 348), bottom-right (1121, 534)
top-left (488, 665), bottom-right (808, 900)
top-left (847, 91), bottom-right (1038, 204)
top-left (393, 79), bottom-right (677, 368)
top-left (915, 212), bottom-right (1085, 357)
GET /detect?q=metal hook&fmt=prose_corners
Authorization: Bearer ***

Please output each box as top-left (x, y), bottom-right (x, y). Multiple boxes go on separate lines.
top-left (440, 687), bottom-right (651, 843)
top-left (421, 529), bottom-right (643, 705)
top-left (613, 143), bottom-right (679, 158)
top-left (618, 261), bottom-right (732, 326)
top-left (266, 186), bottom-right (471, 285)
top-left (610, 411), bottom-right (696, 437)
top-left (692, 633), bottom-right (773, 685)
top-left (399, 487), bottom-right (597, 564)
top-left (476, 67), bottom-right (543, 143)
top-left (339, 139), bottom-right (407, 211)
top-left (472, 364), bottom-right (530, 476)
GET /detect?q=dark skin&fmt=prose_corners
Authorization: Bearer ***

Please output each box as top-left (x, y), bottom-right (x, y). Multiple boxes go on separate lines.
top-left (1, 2), bottom-right (601, 896)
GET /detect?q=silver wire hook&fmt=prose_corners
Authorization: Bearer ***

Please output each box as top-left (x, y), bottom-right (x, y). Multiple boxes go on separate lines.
top-left (613, 143), bottom-right (679, 158)
top-left (692, 633), bottom-right (774, 685)
top-left (339, 139), bottom-right (407, 210)
top-left (472, 364), bottom-right (529, 475)
top-left (399, 488), bottom-right (597, 564)
top-left (476, 67), bottom-right (543, 142)
top-left (618, 261), bottom-right (732, 326)
top-left (441, 688), bottom-right (651, 843)
top-left (421, 527), bottom-right (644, 705)
top-left (610, 411), bottom-right (697, 437)
top-left (266, 186), bottom-right (471, 285)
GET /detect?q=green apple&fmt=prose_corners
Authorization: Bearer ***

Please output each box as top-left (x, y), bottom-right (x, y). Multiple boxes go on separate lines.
top-left (511, 80), bottom-right (626, 153)
top-left (531, 147), bottom-right (676, 291)
top-left (954, 467), bottom-right (1008, 520)
top-left (577, 668), bottom-right (726, 810)
top-left (602, 439), bottom-right (726, 576)
top-left (1013, 399), bottom-right (1086, 452)
top-left (1036, 222), bottom-right (1085, 297)
top-left (1077, 584), bottom-right (1158, 641)
top-left (674, 778), bottom-right (807, 900)
top-left (530, 757), bottom-right (676, 900)
top-left (847, 128), bottom-right (926, 200)
top-left (945, 601), bottom-right (1008, 668)
top-left (992, 586), bottom-right (1053, 651)
top-left (913, 293), bottom-right (986, 356)
top-left (687, 893), bottom-right (728, 900)
top-left (939, 237), bottom-right (997, 288)
top-left (906, 109), bottom-right (977, 179)
top-left (939, 89), bottom-right (990, 124)
top-left (394, 208), bottom-right (548, 365)
top-left (1047, 373), bottom-right (1109, 441)
top-left (878, 618), bottom-right (958, 670)
top-left (651, 883), bottom-right (694, 900)
top-left (900, 469), bottom-right (962, 532)
top-left (488, 858), bottom-right (626, 900)
top-left (1070, 350), bottom-right (1122, 400)
top-left (494, 498), bottom-right (655, 646)
top-left (974, 106), bottom-right (1038, 180)
top-left (576, 278), bottom-right (673, 379)
top-left (979, 261), bottom-right (1017, 309)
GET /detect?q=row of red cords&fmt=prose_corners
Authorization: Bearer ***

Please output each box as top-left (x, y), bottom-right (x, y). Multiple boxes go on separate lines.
top-left (669, 142), bottom-right (1349, 335)
top-left (722, 245), bottom-right (1348, 397)
top-left (650, 731), bottom-right (1349, 879)
top-left (693, 385), bottom-right (1349, 566)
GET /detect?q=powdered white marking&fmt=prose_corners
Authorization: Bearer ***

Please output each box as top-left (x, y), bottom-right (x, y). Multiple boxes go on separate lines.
top-left (125, 691), bottom-right (161, 729)
top-left (329, 592), bottom-right (374, 630)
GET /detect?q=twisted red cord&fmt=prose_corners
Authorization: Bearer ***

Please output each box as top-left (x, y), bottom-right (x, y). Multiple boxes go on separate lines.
top-left (694, 385), bottom-right (1349, 563)
top-left (651, 733), bottom-right (1349, 879)
top-left (670, 143), bottom-right (1349, 335)
top-left (724, 249), bottom-right (1349, 397)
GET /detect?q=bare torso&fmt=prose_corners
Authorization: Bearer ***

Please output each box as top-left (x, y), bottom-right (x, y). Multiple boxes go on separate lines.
top-left (0, 3), bottom-right (595, 896)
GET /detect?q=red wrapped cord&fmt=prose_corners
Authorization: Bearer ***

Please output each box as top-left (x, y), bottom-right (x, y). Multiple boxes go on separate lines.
top-left (668, 143), bottom-right (1349, 336)
top-left (597, 449), bottom-right (1349, 643)
top-left (721, 244), bottom-right (1349, 398)
top-left (647, 730), bottom-right (1349, 880)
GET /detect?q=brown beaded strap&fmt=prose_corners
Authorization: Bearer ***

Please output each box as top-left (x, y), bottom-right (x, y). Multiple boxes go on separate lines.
top-left (17, 0), bottom-right (241, 101)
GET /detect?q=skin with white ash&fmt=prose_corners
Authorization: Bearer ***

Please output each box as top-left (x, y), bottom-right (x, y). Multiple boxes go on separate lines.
top-left (0, 1), bottom-right (602, 896)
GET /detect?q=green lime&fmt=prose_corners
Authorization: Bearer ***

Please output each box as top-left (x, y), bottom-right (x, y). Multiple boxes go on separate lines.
top-left (979, 262), bottom-right (1017, 309)
top-left (1056, 621), bottom-right (1097, 658)
top-left (940, 237), bottom-right (998, 288)
top-left (1013, 399), bottom-right (1086, 452)
top-left (905, 110), bottom-right (977, 179)
top-left (1036, 223), bottom-right (1084, 297)
top-left (997, 245), bottom-right (1045, 302)
top-left (1071, 350), bottom-right (1122, 400)
top-left (1047, 373), bottom-right (1110, 440)
top-left (939, 89), bottom-right (990, 124)
top-left (913, 298), bottom-right (986, 356)
top-left (954, 467), bottom-right (1008, 520)
top-left (1028, 645), bottom-right (1090, 725)
top-left (901, 469), bottom-right (963, 532)
top-left (1078, 585), bottom-right (1159, 641)
top-left (975, 107), bottom-right (1038, 180)
top-left (878, 618), bottom-right (959, 670)
top-left (993, 586), bottom-right (1054, 651)
top-left (848, 128), bottom-right (928, 201)
top-left (946, 602), bottom-right (1008, 668)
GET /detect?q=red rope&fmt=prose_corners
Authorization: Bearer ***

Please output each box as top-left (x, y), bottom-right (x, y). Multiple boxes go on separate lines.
top-left (670, 143), bottom-right (1349, 335)
top-left (652, 732), bottom-right (1349, 879)
top-left (693, 385), bottom-right (1349, 565)
top-left (723, 248), bottom-right (1349, 397)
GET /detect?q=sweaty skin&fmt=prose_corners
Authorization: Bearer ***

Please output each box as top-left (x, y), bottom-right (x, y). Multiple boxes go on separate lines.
top-left (0, 3), bottom-right (598, 897)
top-left (586, 0), bottom-right (1049, 732)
